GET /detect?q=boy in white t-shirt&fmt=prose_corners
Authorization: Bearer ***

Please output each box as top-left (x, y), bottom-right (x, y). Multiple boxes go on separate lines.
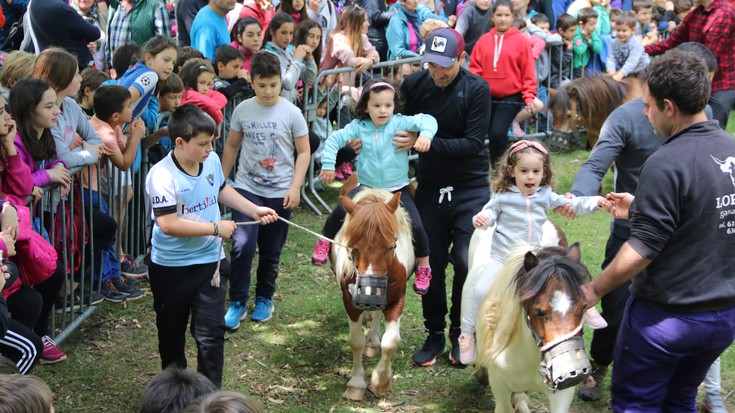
top-left (145, 104), bottom-right (278, 388)
top-left (221, 52), bottom-right (310, 328)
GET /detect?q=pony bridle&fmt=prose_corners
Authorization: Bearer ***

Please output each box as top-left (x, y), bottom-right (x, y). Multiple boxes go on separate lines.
top-left (347, 237), bottom-right (397, 311)
top-left (526, 314), bottom-right (591, 391)
top-left (550, 112), bottom-right (585, 145)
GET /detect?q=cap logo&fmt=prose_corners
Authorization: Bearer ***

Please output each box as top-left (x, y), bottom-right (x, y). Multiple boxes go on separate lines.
top-left (431, 36), bottom-right (448, 53)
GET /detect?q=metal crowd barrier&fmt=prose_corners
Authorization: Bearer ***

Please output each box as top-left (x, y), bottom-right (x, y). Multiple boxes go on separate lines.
top-left (35, 164), bottom-right (97, 343)
top-left (31, 157), bottom-right (153, 344)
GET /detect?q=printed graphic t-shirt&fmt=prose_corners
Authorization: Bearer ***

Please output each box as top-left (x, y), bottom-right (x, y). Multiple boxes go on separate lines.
top-left (145, 151), bottom-right (226, 266)
top-left (229, 97), bottom-right (309, 198)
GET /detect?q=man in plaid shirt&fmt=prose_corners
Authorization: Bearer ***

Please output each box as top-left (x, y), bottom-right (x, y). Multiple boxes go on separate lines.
top-left (645, 0), bottom-right (735, 130)
top-left (106, 0), bottom-right (172, 73)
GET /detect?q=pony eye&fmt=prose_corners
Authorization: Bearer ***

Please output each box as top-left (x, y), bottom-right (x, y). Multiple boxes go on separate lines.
top-left (534, 308), bottom-right (547, 318)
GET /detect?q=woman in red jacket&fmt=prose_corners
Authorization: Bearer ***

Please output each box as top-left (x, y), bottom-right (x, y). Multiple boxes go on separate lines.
top-left (469, 0), bottom-right (537, 167)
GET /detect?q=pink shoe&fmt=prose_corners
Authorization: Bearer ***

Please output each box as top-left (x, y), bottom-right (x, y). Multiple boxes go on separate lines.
top-left (413, 266), bottom-right (432, 295)
top-left (40, 335), bottom-right (67, 364)
top-left (334, 165), bottom-right (345, 180)
top-left (585, 307), bottom-right (608, 330)
top-left (341, 162), bottom-right (354, 177)
top-left (458, 332), bottom-right (476, 364)
top-left (311, 238), bottom-right (331, 266)
top-left (512, 122), bottom-right (526, 138)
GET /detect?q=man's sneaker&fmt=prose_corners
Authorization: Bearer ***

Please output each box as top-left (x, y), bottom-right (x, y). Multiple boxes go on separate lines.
top-left (54, 294), bottom-right (80, 314)
top-left (413, 266), bottom-right (432, 295)
top-left (578, 362), bottom-right (607, 401)
top-left (40, 336), bottom-right (67, 364)
top-left (101, 280), bottom-right (127, 303)
top-left (111, 277), bottom-right (145, 301)
top-left (120, 255), bottom-right (149, 279)
top-left (412, 331), bottom-right (446, 367)
top-left (250, 297), bottom-right (274, 322)
top-left (224, 301), bottom-right (248, 330)
top-left (448, 327), bottom-right (465, 367)
top-left (122, 276), bottom-right (139, 288)
top-left (341, 162), bottom-right (354, 177)
top-left (703, 392), bottom-right (727, 413)
top-left (458, 332), bottom-right (476, 365)
top-left (311, 239), bottom-right (331, 266)
top-left (74, 287), bottom-right (104, 307)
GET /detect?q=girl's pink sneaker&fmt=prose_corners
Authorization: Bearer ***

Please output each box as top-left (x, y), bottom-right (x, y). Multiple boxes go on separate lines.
top-left (585, 307), bottom-right (608, 329)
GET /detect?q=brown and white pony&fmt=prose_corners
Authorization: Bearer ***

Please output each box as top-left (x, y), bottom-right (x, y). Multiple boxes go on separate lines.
top-left (471, 244), bottom-right (593, 413)
top-left (548, 75), bottom-right (642, 149)
top-left (330, 187), bottom-right (415, 401)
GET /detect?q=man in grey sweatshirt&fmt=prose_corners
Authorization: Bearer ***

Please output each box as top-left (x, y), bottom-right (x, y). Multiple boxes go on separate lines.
top-left (570, 44), bottom-right (728, 411)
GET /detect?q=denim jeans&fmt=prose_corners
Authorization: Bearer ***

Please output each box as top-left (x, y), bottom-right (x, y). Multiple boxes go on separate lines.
top-left (83, 189), bottom-right (120, 282)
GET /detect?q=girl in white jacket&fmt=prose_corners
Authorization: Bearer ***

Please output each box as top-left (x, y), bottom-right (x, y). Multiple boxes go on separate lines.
top-left (460, 139), bottom-right (608, 364)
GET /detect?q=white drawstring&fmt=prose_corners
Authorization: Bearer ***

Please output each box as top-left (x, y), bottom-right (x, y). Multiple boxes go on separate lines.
top-left (493, 33), bottom-right (504, 72)
top-left (438, 186), bottom-right (454, 204)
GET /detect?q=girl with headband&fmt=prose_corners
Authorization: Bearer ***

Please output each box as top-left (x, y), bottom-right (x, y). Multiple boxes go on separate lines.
top-left (459, 139), bottom-right (609, 364)
top-left (313, 78), bottom-right (436, 296)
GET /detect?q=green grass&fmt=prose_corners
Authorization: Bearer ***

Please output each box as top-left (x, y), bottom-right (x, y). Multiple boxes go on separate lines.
top-left (37, 113), bottom-right (735, 412)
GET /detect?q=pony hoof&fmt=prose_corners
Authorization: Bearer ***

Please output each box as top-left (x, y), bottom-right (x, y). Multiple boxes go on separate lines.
top-left (363, 345), bottom-right (379, 358)
top-left (343, 386), bottom-right (366, 401)
top-left (474, 366), bottom-right (489, 386)
top-left (369, 380), bottom-right (393, 397)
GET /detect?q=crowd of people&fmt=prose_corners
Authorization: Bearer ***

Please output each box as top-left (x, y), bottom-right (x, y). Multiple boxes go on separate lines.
top-left (0, 0), bottom-right (732, 411)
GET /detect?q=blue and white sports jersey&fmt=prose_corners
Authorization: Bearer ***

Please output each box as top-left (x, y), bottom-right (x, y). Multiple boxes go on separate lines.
top-left (117, 62), bottom-right (159, 120)
top-left (145, 151), bottom-right (226, 267)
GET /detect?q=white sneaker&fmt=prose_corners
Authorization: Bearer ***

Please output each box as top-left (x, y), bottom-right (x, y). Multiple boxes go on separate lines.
top-left (458, 332), bottom-right (476, 365)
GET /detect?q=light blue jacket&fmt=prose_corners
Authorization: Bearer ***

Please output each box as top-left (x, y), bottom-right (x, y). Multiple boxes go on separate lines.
top-left (322, 113), bottom-right (437, 189)
top-left (473, 185), bottom-right (600, 256)
top-left (385, 4), bottom-right (447, 60)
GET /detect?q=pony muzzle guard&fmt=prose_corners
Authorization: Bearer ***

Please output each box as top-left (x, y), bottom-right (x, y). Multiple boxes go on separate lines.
top-left (349, 274), bottom-right (389, 311)
top-left (538, 333), bottom-right (591, 390)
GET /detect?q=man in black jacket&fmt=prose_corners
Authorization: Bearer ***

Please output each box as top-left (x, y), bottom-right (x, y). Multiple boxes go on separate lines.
top-left (583, 50), bottom-right (735, 411)
top-left (394, 28), bottom-right (491, 367)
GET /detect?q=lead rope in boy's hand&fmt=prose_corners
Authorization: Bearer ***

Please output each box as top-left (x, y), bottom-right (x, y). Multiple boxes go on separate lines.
top-left (211, 216), bottom-right (350, 287)
top-left (275, 216), bottom-right (349, 249)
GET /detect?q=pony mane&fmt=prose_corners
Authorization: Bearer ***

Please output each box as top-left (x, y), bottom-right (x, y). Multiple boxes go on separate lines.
top-left (475, 245), bottom-right (533, 367)
top-left (334, 188), bottom-right (412, 280)
top-left (515, 246), bottom-right (591, 311)
top-left (569, 75), bottom-right (638, 136)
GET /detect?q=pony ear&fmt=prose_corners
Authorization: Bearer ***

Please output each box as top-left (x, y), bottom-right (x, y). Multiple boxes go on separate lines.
top-left (341, 196), bottom-right (356, 214)
top-left (568, 87), bottom-right (579, 101)
top-left (386, 192), bottom-right (401, 213)
top-left (523, 251), bottom-right (539, 272)
top-left (566, 243), bottom-right (582, 262)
